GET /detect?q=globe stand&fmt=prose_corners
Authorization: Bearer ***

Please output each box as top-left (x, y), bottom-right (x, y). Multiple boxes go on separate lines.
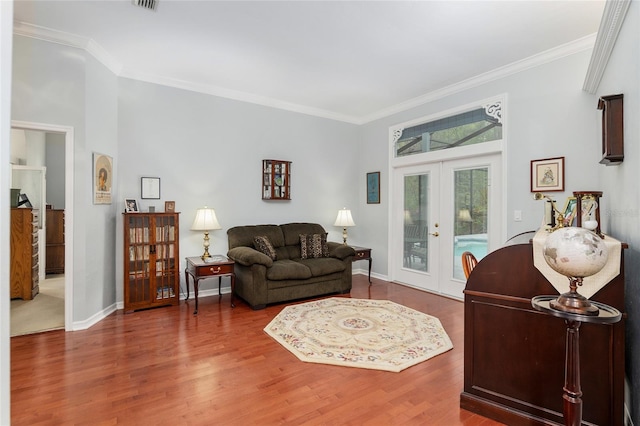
top-left (550, 277), bottom-right (599, 316)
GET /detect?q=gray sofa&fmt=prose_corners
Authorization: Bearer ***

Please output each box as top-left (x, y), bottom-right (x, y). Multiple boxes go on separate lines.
top-left (226, 223), bottom-right (355, 310)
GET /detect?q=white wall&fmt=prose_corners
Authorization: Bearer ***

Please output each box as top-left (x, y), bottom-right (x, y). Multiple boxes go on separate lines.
top-left (11, 34), bottom-right (119, 323)
top-left (45, 132), bottom-right (65, 209)
top-left (596, 1), bottom-right (640, 422)
top-left (115, 78), bottom-right (360, 299)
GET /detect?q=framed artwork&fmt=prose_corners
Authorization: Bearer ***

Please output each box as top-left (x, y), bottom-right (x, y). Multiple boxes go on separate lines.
top-left (93, 153), bottom-right (113, 204)
top-left (165, 201), bottom-right (176, 212)
top-left (125, 199), bottom-right (139, 213)
top-left (141, 177), bottom-right (161, 199)
top-left (531, 157), bottom-right (564, 192)
top-left (367, 172), bottom-right (380, 204)
top-left (563, 197), bottom-right (577, 227)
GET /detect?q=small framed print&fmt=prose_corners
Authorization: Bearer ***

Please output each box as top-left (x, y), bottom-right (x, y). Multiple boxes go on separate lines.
top-left (367, 172), bottom-right (380, 204)
top-left (141, 177), bottom-right (161, 199)
top-left (93, 153), bottom-right (113, 204)
top-left (531, 157), bottom-right (564, 192)
top-left (165, 201), bottom-right (176, 212)
top-left (125, 199), bottom-right (139, 213)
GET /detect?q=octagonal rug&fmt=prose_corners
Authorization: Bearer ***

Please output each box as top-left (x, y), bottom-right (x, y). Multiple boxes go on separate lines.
top-left (263, 297), bottom-right (453, 372)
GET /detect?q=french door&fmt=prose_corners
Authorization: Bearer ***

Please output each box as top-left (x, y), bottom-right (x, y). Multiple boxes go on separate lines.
top-left (391, 154), bottom-right (501, 299)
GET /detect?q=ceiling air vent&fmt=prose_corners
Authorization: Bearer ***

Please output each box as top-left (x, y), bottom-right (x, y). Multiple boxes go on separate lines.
top-left (132, 0), bottom-right (157, 11)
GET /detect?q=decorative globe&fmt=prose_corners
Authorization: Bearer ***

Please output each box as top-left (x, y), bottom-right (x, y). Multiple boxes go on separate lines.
top-left (543, 227), bottom-right (608, 278)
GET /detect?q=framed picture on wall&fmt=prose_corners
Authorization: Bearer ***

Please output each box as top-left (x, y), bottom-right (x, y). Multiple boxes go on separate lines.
top-left (93, 153), bottom-right (113, 204)
top-left (531, 157), bottom-right (564, 192)
top-left (141, 177), bottom-right (161, 199)
top-left (367, 172), bottom-right (380, 204)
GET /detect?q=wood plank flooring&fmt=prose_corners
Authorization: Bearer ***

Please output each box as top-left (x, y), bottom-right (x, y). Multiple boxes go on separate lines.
top-left (11, 275), bottom-right (503, 425)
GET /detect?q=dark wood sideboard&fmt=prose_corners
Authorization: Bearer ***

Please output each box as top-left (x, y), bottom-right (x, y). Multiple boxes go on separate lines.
top-left (460, 232), bottom-right (626, 426)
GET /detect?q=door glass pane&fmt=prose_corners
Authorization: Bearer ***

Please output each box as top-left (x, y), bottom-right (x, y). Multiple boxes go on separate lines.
top-left (404, 174), bottom-right (428, 272)
top-left (395, 103), bottom-right (502, 157)
top-left (453, 168), bottom-right (489, 279)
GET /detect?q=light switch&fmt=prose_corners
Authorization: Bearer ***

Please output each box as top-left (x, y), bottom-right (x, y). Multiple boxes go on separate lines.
top-left (514, 210), bottom-right (522, 221)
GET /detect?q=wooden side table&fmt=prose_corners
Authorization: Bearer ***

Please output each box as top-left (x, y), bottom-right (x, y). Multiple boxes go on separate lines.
top-left (350, 246), bottom-right (372, 284)
top-left (531, 296), bottom-right (622, 426)
top-left (185, 255), bottom-right (235, 315)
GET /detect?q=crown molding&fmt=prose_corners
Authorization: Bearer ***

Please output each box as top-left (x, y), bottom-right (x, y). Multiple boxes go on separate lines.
top-left (118, 68), bottom-right (360, 124)
top-left (583, 0), bottom-right (631, 94)
top-left (13, 21), bottom-right (123, 75)
top-left (13, 20), bottom-right (599, 125)
top-left (361, 34), bottom-right (597, 124)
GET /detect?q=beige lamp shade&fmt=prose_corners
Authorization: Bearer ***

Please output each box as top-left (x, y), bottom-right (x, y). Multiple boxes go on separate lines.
top-left (191, 207), bottom-right (221, 231)
top-left (334, 208), bottom-right (355, 227)
top-left (458, 209), bottom-right (473, 222)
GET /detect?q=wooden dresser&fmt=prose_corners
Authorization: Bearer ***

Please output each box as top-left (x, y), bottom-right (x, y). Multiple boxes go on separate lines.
top-left (460, 231), bottom-right (626, 425)
top-left (11, 208), bottom-right (40, 300)
top-left (46, 208), bottom-right (65, 274)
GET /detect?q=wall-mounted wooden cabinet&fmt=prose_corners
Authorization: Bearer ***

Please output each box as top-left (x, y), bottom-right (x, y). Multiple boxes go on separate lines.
top-left (598, 93), bottom-right (624, 165)
top-left (262, 159), bottom-right (291, 200)
top-left (123, 212), bottom-right (180, 312)
top-left (11, 208), bottom-right (39, 300)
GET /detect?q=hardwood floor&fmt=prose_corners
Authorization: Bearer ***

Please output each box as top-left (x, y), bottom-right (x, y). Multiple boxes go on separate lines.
top-left (11, 275), bottom-right (503, 425)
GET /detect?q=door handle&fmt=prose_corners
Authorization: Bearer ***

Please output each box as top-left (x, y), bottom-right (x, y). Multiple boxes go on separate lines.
top-left (430, 231), bottom-right (439, 237)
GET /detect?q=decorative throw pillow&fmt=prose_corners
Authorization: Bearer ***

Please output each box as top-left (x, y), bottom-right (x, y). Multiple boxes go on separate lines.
top-left (300, 233), bottom-right (329, 259)
top-left (254, 235), bottom-right (277, 260)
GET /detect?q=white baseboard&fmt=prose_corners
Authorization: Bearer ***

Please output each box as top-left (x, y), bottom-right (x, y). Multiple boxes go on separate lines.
top-left (71, 303), bottom-right (118, 331)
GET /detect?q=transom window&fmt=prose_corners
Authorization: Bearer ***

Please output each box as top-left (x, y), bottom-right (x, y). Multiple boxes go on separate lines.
top-left (394, 101), bottom-right (502, 157)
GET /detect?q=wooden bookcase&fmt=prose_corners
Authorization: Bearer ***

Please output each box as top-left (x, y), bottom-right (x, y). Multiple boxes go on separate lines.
top-left (123, 212), bottom-right (180, 312)
top-left (11, 208), bottom-right (40, 300)
top-left (46, 208), bottom-right (65, 274)
top-left (262, 159), bottom-right (291, 200)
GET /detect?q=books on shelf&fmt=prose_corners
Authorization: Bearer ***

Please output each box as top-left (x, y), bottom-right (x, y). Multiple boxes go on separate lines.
top-left (156, 286), bottom-right (175, 300)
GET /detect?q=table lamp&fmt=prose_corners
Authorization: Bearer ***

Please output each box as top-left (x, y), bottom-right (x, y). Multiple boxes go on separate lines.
top-left (191, 206), bottom-right (221, 260)
top-left (334, 208), bottom-right (355, 245)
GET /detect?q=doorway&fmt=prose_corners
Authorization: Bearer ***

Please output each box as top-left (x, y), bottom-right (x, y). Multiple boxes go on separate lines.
top-left (391, 154), bottom-right (501, 299)
top-left (10, 121), bottom-right (73, 334)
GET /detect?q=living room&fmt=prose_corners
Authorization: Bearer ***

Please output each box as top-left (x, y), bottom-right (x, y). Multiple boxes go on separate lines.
top-left (1, 1), bottom-right (639, 424)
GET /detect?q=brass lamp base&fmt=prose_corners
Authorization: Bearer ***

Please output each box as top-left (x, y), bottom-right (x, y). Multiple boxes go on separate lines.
top-left (550, 277), bottom-right (599, 316)
top-left (201, 231), bottom-right (211, 260)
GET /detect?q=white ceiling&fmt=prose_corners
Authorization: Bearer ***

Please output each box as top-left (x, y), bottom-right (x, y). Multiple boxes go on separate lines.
top-left (12, 0), bottom-right (606, 124)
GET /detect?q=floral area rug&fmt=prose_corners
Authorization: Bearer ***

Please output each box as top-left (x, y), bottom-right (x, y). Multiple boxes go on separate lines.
top-left (263, 297), bottom-right (453, 372)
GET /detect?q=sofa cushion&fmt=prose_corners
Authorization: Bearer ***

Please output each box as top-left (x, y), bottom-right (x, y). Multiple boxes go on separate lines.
top-left (300, 233), bottom-right (329, 259)
top-left (297, 257), bottom-right (346, 277)
top-left (266, 259), bottom-right (312, 281)
top-left (254, 236), bottom-right (277, 260)
top-left (281, 223), bottom-right (328, 246)
top-left (228, 225), bottom-right (285, 250)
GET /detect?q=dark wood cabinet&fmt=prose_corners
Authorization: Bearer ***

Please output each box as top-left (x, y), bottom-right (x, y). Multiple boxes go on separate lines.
top-left (46, 208), bottom-right (65, 274)
top-left (11, 208), bottom-right (40, 300)
top-left (460, 232), bottom-right (625, 425)
top-left (123, 212), bottom-right (180, 312)
top-left (262, 159), bottom-right (291, 200)
top-left (598, 93), bottom-right (624, 165)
